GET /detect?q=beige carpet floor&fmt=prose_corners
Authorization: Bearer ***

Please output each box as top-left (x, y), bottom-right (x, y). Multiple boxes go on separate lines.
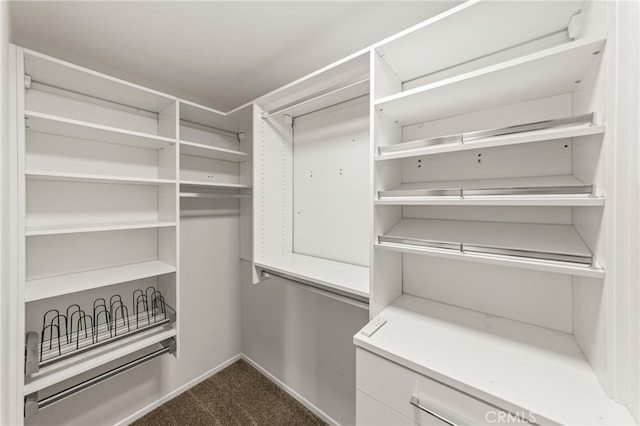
top-left (133, 359), bottom-right (327, 426)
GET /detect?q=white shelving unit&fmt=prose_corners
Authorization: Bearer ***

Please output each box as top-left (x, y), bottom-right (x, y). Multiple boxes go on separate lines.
top-left (358, 1), bottom-right (636, 425)
top-left (252, 50), bottom-right (371, 303)
top-left (14, 46), bottom-right (182, 417)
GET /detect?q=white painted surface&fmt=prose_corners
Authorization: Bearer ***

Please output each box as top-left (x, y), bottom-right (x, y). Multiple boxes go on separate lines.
top-left (356, 390), bottom-right (418, 426)
top-left (354, 295), bottom-right (636, 425)
top-left (0, 3), bottom-right (12, 424)
top-left (293, 97), bottom-right (370, 267)
top-left (403, 255), bottom-right (572, 333)
top-left (241, 264), bottom-right (369, 426)
top-left (376, 35), bottom-right (606, 125)
top-left (9, 2), bottom-right (456, 111)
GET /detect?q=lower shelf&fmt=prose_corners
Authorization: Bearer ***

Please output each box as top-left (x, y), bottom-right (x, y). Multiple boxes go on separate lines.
top-left (354, 294), bottom-right (635, 425)
top-left (24, 326), bottom-right (176, 395)
top-left (255, 253), bottom-right (369, 302)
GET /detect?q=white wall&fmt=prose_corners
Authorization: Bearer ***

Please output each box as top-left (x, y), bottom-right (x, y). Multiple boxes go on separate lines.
top-left (241, 266), bottom-right (368, 425)
top-left (1, 2), bottom-right (12, 424)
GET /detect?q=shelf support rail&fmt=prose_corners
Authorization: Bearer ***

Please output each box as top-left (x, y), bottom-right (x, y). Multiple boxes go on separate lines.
top-left (259, 269), bottom-right (369, 310)
top-left (24, 338), bottom-right (176, 417)
top-left (378, 113), bottom-right (596, 155)
top-left (378, 184), bottom-right (595, 200)
top-left (378, 235), bottom-right (596, 267)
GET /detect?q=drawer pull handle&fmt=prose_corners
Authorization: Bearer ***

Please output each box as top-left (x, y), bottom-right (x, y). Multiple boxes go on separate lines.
top-left (410, 396), bottom-right (458, 426)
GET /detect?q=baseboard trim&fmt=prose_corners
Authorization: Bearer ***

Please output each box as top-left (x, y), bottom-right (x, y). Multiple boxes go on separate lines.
top-left (241, 353), bottom-right (341, 426)
top-left (115, 353), bottom-right (243, 426)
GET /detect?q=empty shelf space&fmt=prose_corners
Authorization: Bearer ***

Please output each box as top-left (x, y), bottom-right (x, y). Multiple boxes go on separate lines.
top-left (25, 220), bottom-right (176, 236)
top-left (354, 294), bottom-right (635, 425)
top-left (377, 116), bottom-right (604, 161)
top-left (25, 261), bottom-right (176, 302)
top-left (375, 34), bottom-right (607, 125)
top-left (255, 253), bottom-right (369, 301)
top-left (180, 140), bottom-right (248, 162)
top-left (376, 175), bottom-right (604, 207)
top-left (179, 180), bottom-right (251, 189)
top-left (26, 170), bottom-right (175, 186)
top-left (25, 111), bottom-right (176, 150)
top-left (25, 49), bottom-right (175, 114)
top-left (376, 218), bottom-right (603, 277)
top-left (24, 326), bottom-right (176, 394)
top-left (374, 1), bottom-right (582, 85)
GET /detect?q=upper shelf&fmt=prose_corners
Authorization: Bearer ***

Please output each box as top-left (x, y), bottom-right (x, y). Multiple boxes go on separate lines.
top-left (375, 35), bottom-right (606, 125)
top-left (26, 170), bottom-right (175, 186)
top-left (179, 180), bottom-right (251, 190)
top-left (255, 253), bottom-right (369, 303)
top-left (376, 175), bottom-right (604, 207)
top-left (180, 140), bottom-right (248, 162)
top-left (376, 114), bottom-right (604, 161)
top-left (24, 49), bottom-right (175, 114)
top-left (354, 294), bottom-right (636, 426)
top-left (376, 218), bottom-right (603, 278)
top-left (374, 0), bottom-right (583, 86)
top-left (25, 111), bottom-right (176, 150)
top-left (25, 220), bottom-right (176, 236)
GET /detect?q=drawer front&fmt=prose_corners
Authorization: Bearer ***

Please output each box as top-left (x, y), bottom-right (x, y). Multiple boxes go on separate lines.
top-left (357, 349), bottom-right (531, 426)
top-left (357, 390), bottom-right (427, 426)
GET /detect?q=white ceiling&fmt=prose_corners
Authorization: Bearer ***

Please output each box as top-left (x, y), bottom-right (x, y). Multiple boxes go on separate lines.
top-left (9, 1), bottom-right (457, 112)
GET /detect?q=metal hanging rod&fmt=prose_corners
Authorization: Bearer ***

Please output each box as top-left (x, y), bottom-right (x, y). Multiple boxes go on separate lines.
top-left (262, 78), bottom-right (370, 120)
top-left (402, 28), bottom-right (571, 86)
top-left (180, 192), bottom-right (251, 199)
top-left (379, 113), bottom-right (596, 155)
top-left (28, 80), bottom-right (159, 118)
top-left (180, 118), bottom-right (241, 139)
top-left (379, 184), bottom-right (594, 199)
top-left (377, 235), bottom-right (594, 266)
top-left (259, 269), bottom-right (369, 310)
top-left (24, 339), bottom-right (175, 417)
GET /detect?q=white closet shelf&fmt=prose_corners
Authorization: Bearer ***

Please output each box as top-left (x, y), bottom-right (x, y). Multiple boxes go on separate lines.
top-left (373, 1), bottom-right (582, 84)
top-left (24, 49), bottom-right (175, 113)
top-left (354, 295), bottom-right (635, 425)
top-left (25, 170), bottom-right (175, 186)
top-left (25, 260), bottom-right (176, 302)
top-left (255, 253), bottom-right (369, 300)
top-left (180, 192), bottom-right (251, 199)
top-left (180, 140), bottom-right (248, 162)
top-left (25, 111), bottom-right (176, 150)
top-left (376, 121), bottom-right (604, 161)
top-left (376, 175), bottom-right (604, 207)
top-left (25, 220), bottom-right (177, 236)
top-left (179, 180), bottom-right (251, 189)
top-left (375, 35), bottom-right (607, 125)
top-left (24, 326), bottom-right (176, 395)
top-left (376, 218), bottom-right (604, 278)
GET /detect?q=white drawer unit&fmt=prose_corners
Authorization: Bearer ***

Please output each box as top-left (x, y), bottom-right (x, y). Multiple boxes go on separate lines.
top-left (357, 390), bottom-right (423, 426)
top-left (357, 349), bottom-right (527, 426)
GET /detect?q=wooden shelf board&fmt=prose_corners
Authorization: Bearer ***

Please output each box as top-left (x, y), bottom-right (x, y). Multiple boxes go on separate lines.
top-left (179, 180), bottom-right (251, 189)
top-left (376, 175), bottom-right (604, 207)
top-left (375, 35), bottom-right (607, 125)
top-left (374, 1), bottom-right (582, 83)
top-left (24, 327), bottom-right (176, 394)
top-left (255, 253), bottom-right (369, 300)
top-left (354, 295), bottom-right (635, 425)
top-left (26, 170), bottom-right (175, 186)
top-left (26, 220), bottom-right (176, 236)
top-left (377, 218), bottom-right (604, 278)
top-left (25, 49), bottom-right (175, 113)
top-left (180, 140), bottom-right (248, 162)
top-left (376, 123), bottom-right (605, 161)
top-left (25, 261), bottom-right (175, 302)
top-left (25, 111), bottom-right (175, 150)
